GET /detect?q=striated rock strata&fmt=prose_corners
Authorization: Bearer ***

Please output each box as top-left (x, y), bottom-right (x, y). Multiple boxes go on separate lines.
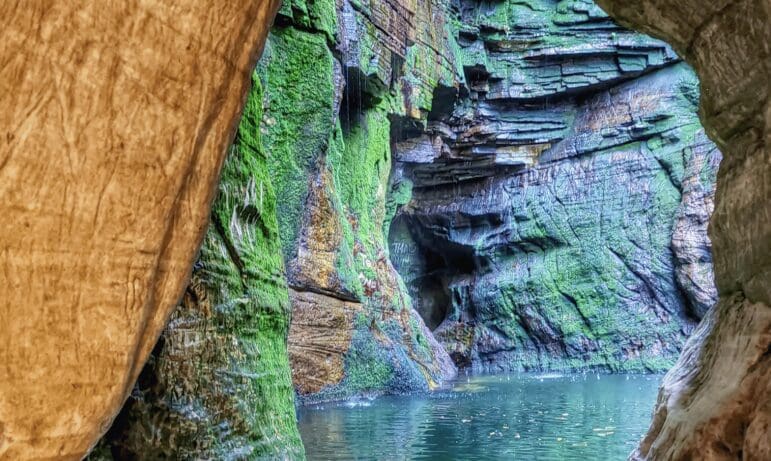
top-left (388, 0), bottom-right (720, 372)
top-left (593, 0), bottom-right (771, 459)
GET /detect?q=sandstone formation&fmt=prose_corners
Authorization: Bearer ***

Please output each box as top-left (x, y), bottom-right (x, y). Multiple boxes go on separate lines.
top-left (592, 0), bottom-right (770, 459)
top-left (388, 1), bottom-right (721, 372)
top-left (0, 1), bottom-right (279, 459)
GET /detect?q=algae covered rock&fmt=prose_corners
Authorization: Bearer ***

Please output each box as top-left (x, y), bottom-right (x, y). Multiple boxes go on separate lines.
top-left (266, 0), bottom-right (459, 403)
top-left (388, 1), bottom-right (721, 373)
top-left (93, 75), bottom-right (304, 459)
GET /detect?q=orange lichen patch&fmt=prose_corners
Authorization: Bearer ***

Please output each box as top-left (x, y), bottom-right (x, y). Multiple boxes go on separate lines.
top-left (580, 102), bottom-right (634, 131)
top-left (460, 124), bottom-right (487, 140)
top-left (288, 289), bottom-right (362, 395)
top-left (581, 91), bottom-right (663, 133)
top-left (288, 167), bottom-right (345, 294)
top-left (494, 143), bottom-right (551, 165)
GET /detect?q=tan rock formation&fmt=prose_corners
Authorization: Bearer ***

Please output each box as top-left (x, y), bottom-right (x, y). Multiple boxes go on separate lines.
top-left (594, 0), bottom-right (771, 459)
top-left (288, 289), bottom-right (362, 396)
top-left (0, 1), bottom-right (279, 459)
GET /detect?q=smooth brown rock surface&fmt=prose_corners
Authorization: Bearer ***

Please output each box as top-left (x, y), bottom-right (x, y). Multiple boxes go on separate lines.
top-left (594, 0), bottom-right (771, 459)
top-left (0, 1), bottom-right (278, 459)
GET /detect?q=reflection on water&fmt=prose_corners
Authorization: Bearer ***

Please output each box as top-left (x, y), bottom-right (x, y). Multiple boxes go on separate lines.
top-left (297, 373), bottom-right (661, 460)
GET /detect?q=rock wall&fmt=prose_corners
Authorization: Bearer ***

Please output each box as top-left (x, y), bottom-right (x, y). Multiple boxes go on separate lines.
top-left (0, 1), bottom-right (279, 459)
top-left (5, 0), bottom-right (767, 459)
top-left (93, 0), bottom-right (756, 459)
top-left (94, 0), bottom-right (461, 455)
top-left (388, 0), bottom-right (721, 373)
top-left (592, 0), bottom-right (770, 459)
top-left (268, 0), bottom-right (458, 404)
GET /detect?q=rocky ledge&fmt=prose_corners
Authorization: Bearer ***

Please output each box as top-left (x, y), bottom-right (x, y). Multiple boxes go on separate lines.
top-left (388, 0), bottom-right (720, 373)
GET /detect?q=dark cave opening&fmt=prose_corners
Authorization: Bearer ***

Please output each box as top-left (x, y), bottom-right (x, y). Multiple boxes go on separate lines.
top-left (414, 274), bottom-right (451, 331)
top-left (387, 212), bottom-right (483, 336)
top-left (339, 66), bottom-right (384, 133)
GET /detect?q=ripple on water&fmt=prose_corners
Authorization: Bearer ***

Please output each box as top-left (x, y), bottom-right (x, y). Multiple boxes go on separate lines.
top-left (297, 373), bottom-right (662, 461)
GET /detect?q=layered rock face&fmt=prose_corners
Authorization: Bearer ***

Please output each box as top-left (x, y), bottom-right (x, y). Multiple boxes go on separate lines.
top-left (389, 0), bottom-right (720, 373)
top-left (593, 0), bottom-right (770, 459)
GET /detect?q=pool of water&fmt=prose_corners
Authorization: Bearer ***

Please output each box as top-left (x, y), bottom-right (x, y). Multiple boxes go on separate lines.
top-left (297, 373), bottom-right (661, 460)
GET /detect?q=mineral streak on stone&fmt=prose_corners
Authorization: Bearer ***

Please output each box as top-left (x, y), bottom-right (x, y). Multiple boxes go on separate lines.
top-left (265, 0), bottom-right (459, 404)
top-left (0, 1), bottom-right (280, 459)
top-left (288, 289), bottom-right (362, 395)
top-left (388, 0), bottom-right (721, 373)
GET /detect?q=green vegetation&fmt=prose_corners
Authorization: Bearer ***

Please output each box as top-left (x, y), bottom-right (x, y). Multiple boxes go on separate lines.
top-left (259, 26), bottom-right (339, 263)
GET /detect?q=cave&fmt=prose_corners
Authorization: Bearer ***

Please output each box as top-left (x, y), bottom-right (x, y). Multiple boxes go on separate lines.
top-left (1, 0), bottom-right (768, 460)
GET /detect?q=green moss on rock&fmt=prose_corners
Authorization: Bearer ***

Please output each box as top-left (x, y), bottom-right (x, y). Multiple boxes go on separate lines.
top-left (259, 26), bottom-right (339, 263)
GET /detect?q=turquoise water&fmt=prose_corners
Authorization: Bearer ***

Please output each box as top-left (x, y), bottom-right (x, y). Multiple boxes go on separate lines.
top-left (297, 373), bottom-right (661, 460)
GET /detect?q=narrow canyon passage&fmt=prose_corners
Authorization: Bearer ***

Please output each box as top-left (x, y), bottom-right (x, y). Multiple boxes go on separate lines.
top-left (91, 0), bottom-right (727, 459)
top-left (2, 0), bottom-right (768, 460)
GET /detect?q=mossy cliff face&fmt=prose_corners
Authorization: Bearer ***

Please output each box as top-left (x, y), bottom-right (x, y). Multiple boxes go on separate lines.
top-left (270, 0), bottom-right (459, 403)
top-left (388, 0), bottom-right (721, 374)
top-left (94, 0), bottom-right (723, 457)
top-left (92, 75), bottom-right (304, 459)
top-left (94, 0), bottom-right (459, 456)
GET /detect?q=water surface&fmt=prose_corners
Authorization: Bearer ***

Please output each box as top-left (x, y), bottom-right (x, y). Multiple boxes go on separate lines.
top-left (298, 373), bottom-right (661, 460)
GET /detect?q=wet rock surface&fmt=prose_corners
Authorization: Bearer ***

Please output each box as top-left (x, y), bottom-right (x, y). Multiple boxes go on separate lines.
top-left (388, 0), bottom-right (720, 373)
